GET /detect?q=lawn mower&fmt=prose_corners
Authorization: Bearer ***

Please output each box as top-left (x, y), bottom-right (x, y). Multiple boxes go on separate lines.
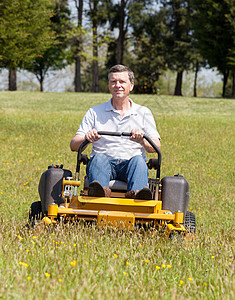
top-left (29, 131), bottom-right (196, 238)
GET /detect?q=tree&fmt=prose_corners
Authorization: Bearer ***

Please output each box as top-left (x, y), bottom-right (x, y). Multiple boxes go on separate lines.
top-left (73, 0), bottom-right (83, 92)
top-left (0, 0), bottom-right (55, 91)
top-left (192, 0), bottom-right (235, 97)
top-left (86, 0), bottom-right (109, 92)
top-left (106, 0), bottom-right (152, 68)
top-left (161, 0), bottom-right (193, 96)
top-left (225, 0), bottom-right (235, 98)
top-left (131, 9), bottom-right (168, 93)
top-left (24, 0), bottom-right (72, 92)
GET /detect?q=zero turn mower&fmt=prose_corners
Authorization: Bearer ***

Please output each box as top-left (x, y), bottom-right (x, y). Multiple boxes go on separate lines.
top-left (29, 131), bottom-right (196, 238)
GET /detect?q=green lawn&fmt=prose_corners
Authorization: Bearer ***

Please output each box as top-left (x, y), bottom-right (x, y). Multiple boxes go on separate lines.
top-left (0, 91), bottom-right (234, 299)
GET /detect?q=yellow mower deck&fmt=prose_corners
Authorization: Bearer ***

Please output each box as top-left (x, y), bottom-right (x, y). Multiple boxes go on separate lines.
top-left (41, 179), bottom-right (187, 237)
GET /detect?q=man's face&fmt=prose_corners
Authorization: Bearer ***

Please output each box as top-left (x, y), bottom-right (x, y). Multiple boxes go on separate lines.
top-left (108, 71), bottom-right (134, 100)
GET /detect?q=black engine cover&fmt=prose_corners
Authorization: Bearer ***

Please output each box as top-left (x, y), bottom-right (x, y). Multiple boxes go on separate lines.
top-left (161, 174), bottom-right (190, 215)
top-left (38, 166), bottom-right (72, 215)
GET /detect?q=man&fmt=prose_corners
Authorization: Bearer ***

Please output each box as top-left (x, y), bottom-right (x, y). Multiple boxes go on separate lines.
top-left (70, 64), bottom-right (161, 199)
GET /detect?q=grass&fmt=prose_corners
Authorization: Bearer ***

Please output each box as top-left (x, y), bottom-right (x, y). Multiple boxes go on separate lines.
top-left (0, 91), bottom-right (234, 299)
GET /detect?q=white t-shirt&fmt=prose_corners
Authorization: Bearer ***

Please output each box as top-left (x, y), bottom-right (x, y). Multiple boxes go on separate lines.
top-left (76, 99), bottom-right (160, 160)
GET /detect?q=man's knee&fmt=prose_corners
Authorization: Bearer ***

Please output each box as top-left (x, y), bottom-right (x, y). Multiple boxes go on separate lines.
top-left (91, 153), bottom-right (109, 166)
top-left (87, 153), bottom-right (111, 186)
top-left (128, 155), bottom-right (148, 174)
top-left (129, 155), bottom-right (147, 167)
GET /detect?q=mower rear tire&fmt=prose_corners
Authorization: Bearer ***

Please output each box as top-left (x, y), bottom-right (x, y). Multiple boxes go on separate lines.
top-left (184, 211), bottom-right (196, 234)
top-left (28, 201), bottom-right (43, 227)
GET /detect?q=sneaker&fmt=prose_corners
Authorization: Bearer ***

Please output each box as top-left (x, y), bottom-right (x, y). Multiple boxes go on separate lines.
top-left (135, 187), bottom-right (152, 200)
top-left (88, 181), bottom-right (111, 197)
top-left (125, 190), bottom-right (136, 199)
top-left (88, 181), bottom-right (105, 197)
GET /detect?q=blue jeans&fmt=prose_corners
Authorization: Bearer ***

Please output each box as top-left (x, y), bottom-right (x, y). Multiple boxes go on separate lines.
top-left (86, 154), bottom-right (148, 192)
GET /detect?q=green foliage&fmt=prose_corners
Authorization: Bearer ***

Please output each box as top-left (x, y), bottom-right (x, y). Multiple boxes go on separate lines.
top-left (0, 0), bottom-right (56, 69)
top-left (225, 0), bottom-right (235, 68)
top-left (105, 0), bottom-right (153, 68)
top-left (130, 0), bottom-right (198, 94)
top-left (24, 0), bottom-right (72, 90)
top-left (161, 0), bottom-right (193, 72)
top-left (0, 92), bottom-right (234, 298)
top-left (131, 9), bottom-right (167, 93)
top-left (192, 0), bottom-right (234, 74)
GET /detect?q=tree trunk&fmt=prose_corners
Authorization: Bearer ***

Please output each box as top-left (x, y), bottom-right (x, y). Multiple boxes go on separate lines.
top-left (232, 71), bottom-right (235, 99)
top-left (40, 78), bottom-right (44, 92)
top-left (193, 61), bottom-right (199, 97)
top-left (74, 0), bottom-right (83, 92)
top-left (222, 70), bottom-right (229, 98)
top-left (92, 2), bottom-right (99, 93)
top-left (117, 0), bottom-right (125, 64)
top-left (174, 70), bottom-right (183, 96)
top-left (37, 70), bottom-right (44, 92)
top-left (75, 56), bottom-right (82, 92)
top-left (92, 44), bottom-right (99, 92)
top-left (8, 68), bottom-right (17, 91)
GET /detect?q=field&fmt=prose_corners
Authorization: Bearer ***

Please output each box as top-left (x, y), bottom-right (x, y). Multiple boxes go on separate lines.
top-left (0, 91), bottom-right (234, 299)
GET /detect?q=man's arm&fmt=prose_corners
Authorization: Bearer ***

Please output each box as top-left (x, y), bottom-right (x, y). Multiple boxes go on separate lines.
top-left (130, 129), bottom-right (161, 153)
top-left (70, 134), bottom-right (86, 152)
top-left (70, 129), bottom-right (101, 152)
top-left (142, 137), bottom-right (161, 153)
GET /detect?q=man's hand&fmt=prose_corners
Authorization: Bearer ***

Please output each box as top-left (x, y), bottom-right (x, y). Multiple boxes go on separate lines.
top-left (70, 129), bottom-right (101, 152)
top-left (85, 129), bottom-right (101, 143)
top-left (130, 128), bottom-right (161, 153)
top-left (130, 129), bottom-right (145, 145)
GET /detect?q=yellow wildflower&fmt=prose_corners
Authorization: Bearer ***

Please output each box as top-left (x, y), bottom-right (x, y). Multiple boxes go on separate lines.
top-left (114, 254), bottom-right (118, 258)
top-left (19, 262), bottom-right (29, 268)
top-left (70, 261), bottom-right (77, 267)
top-left (45, 273), bottom-right (51, 278)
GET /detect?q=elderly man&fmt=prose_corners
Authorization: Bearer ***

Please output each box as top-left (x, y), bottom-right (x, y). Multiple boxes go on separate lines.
top-left (70, 64), bottom-right (161, 199)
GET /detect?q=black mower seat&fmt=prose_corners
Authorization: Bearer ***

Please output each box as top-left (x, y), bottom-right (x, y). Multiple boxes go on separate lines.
top-left (109, 180), bottom-right (127, 191)
top-left (84, 177), bottom-right (127, 191)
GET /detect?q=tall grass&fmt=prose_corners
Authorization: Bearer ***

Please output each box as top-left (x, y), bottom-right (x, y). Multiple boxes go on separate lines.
top-left (0, 92), bottom-right (234, 299)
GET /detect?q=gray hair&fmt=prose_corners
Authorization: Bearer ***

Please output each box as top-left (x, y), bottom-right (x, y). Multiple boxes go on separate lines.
top-left (108, 65), bottom-right (134, 84)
